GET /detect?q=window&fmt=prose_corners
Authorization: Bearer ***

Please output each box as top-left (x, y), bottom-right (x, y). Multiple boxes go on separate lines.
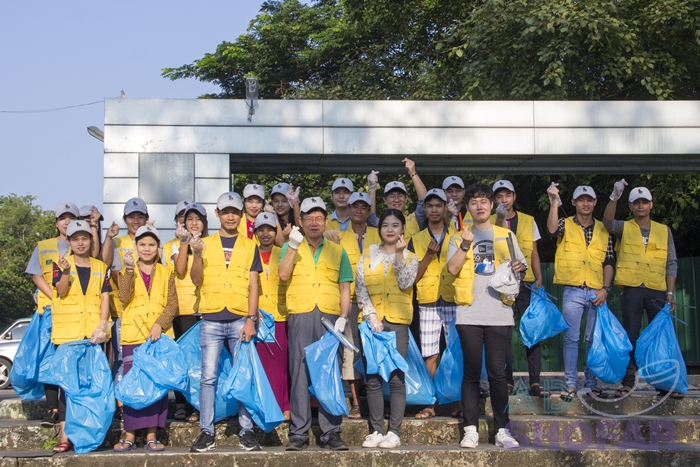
top-left (139, 154), bottom-right (194, 203)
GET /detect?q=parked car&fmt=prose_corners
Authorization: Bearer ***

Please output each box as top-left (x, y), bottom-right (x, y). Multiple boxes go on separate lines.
top-left (0, 318), bottom-right (32, 390)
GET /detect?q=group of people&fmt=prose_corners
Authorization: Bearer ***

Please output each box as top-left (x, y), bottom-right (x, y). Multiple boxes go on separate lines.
top-left (25, 157), bottom-right (677, 452)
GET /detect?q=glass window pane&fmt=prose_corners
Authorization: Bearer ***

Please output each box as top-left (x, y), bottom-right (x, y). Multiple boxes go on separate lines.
top-left (139, 154), bottom-right (194, 203)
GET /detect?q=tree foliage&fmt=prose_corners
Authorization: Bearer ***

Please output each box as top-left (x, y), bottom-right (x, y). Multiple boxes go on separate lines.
top-left (0, 195), bottom-right (56, 327)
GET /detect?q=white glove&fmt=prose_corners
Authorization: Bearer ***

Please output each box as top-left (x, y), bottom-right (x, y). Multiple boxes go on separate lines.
top-left (367, 170), bottom-right (379, 192)
top-left (286, 186), bottom-right (300, 208)
top-left (189, 232), bottom-right (205, 256)
top-left (334, 316), bottom-right (347, 334)
top-left (547, 182), bottom-right (562, 207)
top-left (366, 313), bottom-right (383, 333)
top-left (446, 200), bottom-right (459, 219)
top-left (288, 226), bottom-right (303, 249)
top-left (610, 179), bottom-right (628, 201)
top-left (263, 200), bottom-right (275, 213)
top-left (90, 320), bottom-right (109, 344)
top-left (495, 203), bottom-right (508, 226)
top-left (123, 251), bottom-right (136, 269)
top-left (175, 223), bottom-right (192, 242)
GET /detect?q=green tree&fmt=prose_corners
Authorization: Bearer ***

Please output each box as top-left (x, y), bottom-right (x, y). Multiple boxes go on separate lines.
top-left (0, 195), bottom-right (56, 328)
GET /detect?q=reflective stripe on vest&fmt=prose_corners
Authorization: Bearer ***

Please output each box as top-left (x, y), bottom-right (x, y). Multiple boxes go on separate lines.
top-left (363, 252), bottom-right (415, 325)
top-left (121, 263), bottom-right (174, 345)
top-left (553, 217), bottom-right (608, 289)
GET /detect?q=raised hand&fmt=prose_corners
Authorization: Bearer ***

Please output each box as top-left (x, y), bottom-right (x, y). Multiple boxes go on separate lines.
top-left (367, 170), bottom-right (379, 192)
top-left (547, 182), bottom-right (562, 206)
top-left (57, 254), bottom-right (70, 273)
top-left (175, 222), bottom-right (191, 242)
top-left (610, 179), bottom-right (628, 201)
top-left (106, 222), bottom-right (120, 239)
top-left (288, 226), bottom-right (304, 249)
top-left (123, 251), bottom-right (136, 269)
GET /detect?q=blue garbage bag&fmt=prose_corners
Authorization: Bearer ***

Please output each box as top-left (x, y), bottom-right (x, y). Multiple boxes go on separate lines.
top-left (42, 341), bottom-right (115, 454)
top-left (635, 304), bottom-right (688, 394)
top-left (224, 340), bottom-right (284, 432)
top-left (358, 321), bottom-right (409, 382)
top-left (435, 321), bottom-right (462, 404)
top-left (304, 331), bottom-right (348, 416)
top-left (384, 333), bottom-right (436, 405)
top-left (177, 321), bottom-right (238, 422)
top-left (587, 302), bottom-right (633, 384)
top-left (520, 287), bottom-right (569, 348)
top-left (10, 309), bottom-right (55, 400)
top-left (254, 309), bottom-right (276, 344)
top-left (115, 335), bottom-right (188, 410)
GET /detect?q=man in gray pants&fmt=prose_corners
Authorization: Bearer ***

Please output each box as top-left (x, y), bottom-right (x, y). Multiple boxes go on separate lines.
top-left (278, 197), bottom-right (353, 451)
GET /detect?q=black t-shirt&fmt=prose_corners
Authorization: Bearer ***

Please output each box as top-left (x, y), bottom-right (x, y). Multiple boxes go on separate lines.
top-left (505, 212), bottom-right (519, 236)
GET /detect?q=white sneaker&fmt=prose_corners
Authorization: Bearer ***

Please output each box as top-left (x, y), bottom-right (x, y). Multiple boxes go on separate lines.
top-left (460, 425), bottom-right (479, 448)
top-left (362, 431), bottom-right (384, 448)
top-left (378, 431), bottom-right (401, 449)
top-left (495, 428), bottom-right (520, 449)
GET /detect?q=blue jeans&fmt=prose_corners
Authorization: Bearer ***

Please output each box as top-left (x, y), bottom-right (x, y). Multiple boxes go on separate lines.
top-left (199, 318), bottom-right (253, 436)
top-left (561, 286), bottom-right (599, 390)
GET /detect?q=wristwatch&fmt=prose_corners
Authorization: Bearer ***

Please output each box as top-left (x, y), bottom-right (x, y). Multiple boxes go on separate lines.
top-left (602, 285), bottom-right (611, 293)
top-left (246, 315), bottom-right (259, 323)
top-left (459, 242), bottom-right (470, 253)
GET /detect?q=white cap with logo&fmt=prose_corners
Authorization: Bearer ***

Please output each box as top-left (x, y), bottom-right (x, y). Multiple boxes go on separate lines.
top-left (384, 181), bottom-right (407, 195)
top-left (216, 192), bottom-right (243, 211)
top-left (348, 192), bottom-right (372, 206)
top-left (300, 197), bottom-right (327, 214)
top-left (629, 187), bottom-right (653, 203)
top-left (135, 225), bottom-right (160, 242)
top-left (66, 220), bottom-right (92, 238)
top-left (255, 212), bottom-right (277, 230)
top-left (442, 176), bottom-right (465, 190)
top-left (425, 188), bottom-right (447, 203)
top-left (332, 178), bottom-right (354, 192)
top-left (56, 203), bottom-right (80, 219)
top-left (184, 203), bottom-right (207, 218)
top-left (270, 183), bottom-right (291, 197)
top-left (124, 198), bottom-right (148, 216)
top-left (243, 184), bottom-right (265, 200)
top-left (572, 186), bottom-right (597, 200)
top-left (492, 180), bottom-right (515, 193)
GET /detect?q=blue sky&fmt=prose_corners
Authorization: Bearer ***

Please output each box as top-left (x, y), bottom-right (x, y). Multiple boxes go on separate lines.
top-left (0, 0), bottom-right (270, 212)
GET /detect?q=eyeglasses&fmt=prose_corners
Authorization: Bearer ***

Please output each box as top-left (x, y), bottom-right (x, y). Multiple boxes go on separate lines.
top-left (385, 193), bottom-right (407, 201)
top-left (304, 216), bottom-right (326, 224)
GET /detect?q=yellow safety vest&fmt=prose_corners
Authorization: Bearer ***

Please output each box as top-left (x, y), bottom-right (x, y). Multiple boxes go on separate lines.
top-left (404, 212), bottom-right (422, 242)
top-left (259, 247), bottom-right (288, 322)
top-left (120, 263), bottom-right (174, 345)
top-left (286, 239), bottom-right (344, 315)
top-left (615, 219), bottom-right (668, 291)
top-left (51, 256), bottom-right (110, 345)
top-left (490, 212), bottom-right (536, 282)
top-left (450, 225), bottom-right (515, 306)
top-left (362, 252), bottom-right (416, 325)
top-left (553, 217), bottom-right (609, 289)
top-left (163, 238), bottom-right (198, 316)
top-left (411, 224), bottom-right (457, 304)
top-left (110, 235), bottom-right (136, 318)
top-left (35, 238), bottom-right (62, 315)
top-left (198, 233), bottom-right (257, 316)
top-left (339, 224), bottom-right (381, 300)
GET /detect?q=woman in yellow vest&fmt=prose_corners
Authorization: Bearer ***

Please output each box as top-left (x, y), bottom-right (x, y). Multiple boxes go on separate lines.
top-left (356, 209), bottom-right (418, 449)
top-left (238, 184), bottom-right (265, 241)
top-left (169, 203), bottom-right (207, 421)
top-left (114, 225), bottom-right (177, 452)
top-left (253, 212), bottom-right (290, 420)
top-left (50, 220), bottom-right (112, 452)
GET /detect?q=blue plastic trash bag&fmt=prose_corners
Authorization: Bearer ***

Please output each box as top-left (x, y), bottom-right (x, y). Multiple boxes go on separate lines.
top-left (224, 340), bottom-right (284, 432)
top-left (384, 333), bottom-right (436, 405)
top-left (635, 304), bottom-right (688, 394)
top-left (177, 321), bottom-right (238, 422)
top-left (359, 321), bottom-right (408, 382)
top-left (42, 341), bottom-right (115, 454)
top-left (115, 335), bottom-right (188, 410)
top-left (254, 309), bottom-right (276, 344)
top-left (304, 331), bottom-right (348, 416)
top-left (587, 302), bottom-right (633, 384)
top-left (435, 321), bottom-right (462, 404)
top-left (520, 287), bottom-right (569, 348)
top-left (11, 309), bottom-right (55, 400)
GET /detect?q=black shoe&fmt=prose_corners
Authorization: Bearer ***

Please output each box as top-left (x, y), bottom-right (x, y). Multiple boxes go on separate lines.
top-left (190, 431), bottom-right (216, 452)
top-left (239, 431), bottom-right (261, 451)
top-left (41, 410), bottom-right (59, 428)
top-left (286, 438), bottom-right (309, 451)
top-left (322, 432), bottom-right (348, 451)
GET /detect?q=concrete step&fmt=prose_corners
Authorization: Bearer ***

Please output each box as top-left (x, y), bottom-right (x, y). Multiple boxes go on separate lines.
top-left (0, 415), bottom-right (697, 452)
top-left (1, 445), bottom-right (700, 467)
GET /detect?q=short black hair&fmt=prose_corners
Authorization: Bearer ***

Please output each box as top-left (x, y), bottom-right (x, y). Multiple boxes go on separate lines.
top-left (424, 193), bottom-right (446, 205)
top-left (464, 183), bottom-right (493, 202)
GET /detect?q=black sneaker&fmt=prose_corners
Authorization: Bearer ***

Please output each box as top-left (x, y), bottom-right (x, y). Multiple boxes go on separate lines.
top-left (239, 431), bottom-right (261, 451)
top-left (286, 438), bottom-right (309, 451)
top-left (189, 431), bottom-right (216, 452)
top-left (41, 410), bottom-right (59, 428)
top-left (322, 432), bottom-right (348, 451)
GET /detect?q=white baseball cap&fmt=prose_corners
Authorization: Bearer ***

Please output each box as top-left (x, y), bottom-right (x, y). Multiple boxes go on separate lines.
top-left (300, 197), bottom-right (327, 214)
top-left (348, 192), bottom-right (372, 206)
top-left (66, 220), bottom-right (92, 238)
top-left (572, 186), bottom-right (597, 200)
top-left (56, 203), bottom-right (80, 219)
top-left (243, 184), bottom-right (265, 200)
top-left (124, 198), bottom-right (148, 216)
top-left (424, 188), bottom-right (447, 203)
top-left (492, 180), bottom-right (515, 193)
top-left (254, 212), bottom-right (277, 230)
top-left (184, 203), bottom-right (207, 218)
top-left (442, 176), bottom-right (465, 190)
top-left (629, 187), bottom-right (653, 203)
top-left (135, 225), bottom-right (160, 242)
top-left (270, 183), bottom-right (291, 197)
top-left (216, 192), bottom-right (243, 211)
top-left (175, 199), bottom-right (194, 216)
top-left (331, 178), bottom-right (354, 192)
top-left (384, 181), bottom-right (407, 195)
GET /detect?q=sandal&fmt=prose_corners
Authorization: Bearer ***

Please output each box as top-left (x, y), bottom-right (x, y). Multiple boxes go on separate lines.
top-left (114, 439), bottom-right (137, 452)
top-left (145, 440), bottom-right (165, 452)
top-left (415, 407), bottom-right (435, 419)
top-left (173, 406), bottom-right (187, 420)
top-left (348, 405), bottom-right (362, 419)
top-left (560, 386), bottom-right (577, 402)
top-left (614, 386), bottom-right (633, 398)
top-left (187, 411), bottom-right (200, 423)
top-left (53, 441), bottom-right (71, 453)
top-left (529, 383), bottom-right (545, 398)
top-left (657, 389), bottom-right (685, 400)
top-left (590, 387), bottom-right (609, 399)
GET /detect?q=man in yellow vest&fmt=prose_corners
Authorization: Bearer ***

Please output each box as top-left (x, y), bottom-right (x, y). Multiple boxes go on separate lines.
top-left (491, 180), bottom-right (544, 397)
top-left (547, 183), bottom-right (616, 401)
top-left (279, 197), bottom-right (353, 451)
top-left (327, 178), bottom-right (354, 231)
top-left (603, 180), bottom-right (679, 398)
top-left (188, 192), bottom-right (262, 452)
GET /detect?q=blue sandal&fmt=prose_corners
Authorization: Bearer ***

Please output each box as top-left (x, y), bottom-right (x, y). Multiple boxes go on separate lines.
top-left (114, 439), bottom-right (136, 452)
top-left (145, 440), bottom-right (165, 452)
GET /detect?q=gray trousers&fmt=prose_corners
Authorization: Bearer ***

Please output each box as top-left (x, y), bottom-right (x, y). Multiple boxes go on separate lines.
top-left (365, 320), bottom-right (409, 436)
top-left (288, 307), bottom-right (342, 443)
